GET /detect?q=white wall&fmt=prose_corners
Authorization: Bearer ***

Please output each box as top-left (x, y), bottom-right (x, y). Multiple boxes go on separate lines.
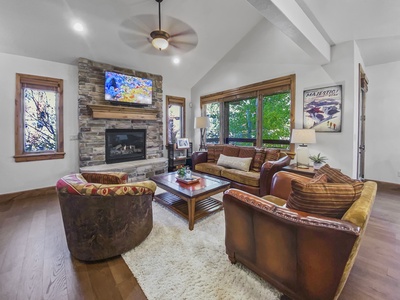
top-left (192, 19), bottom-right (364, 178)
top-left (0, 53), bottom-right (79, 194)
top-left (365, 61), bottom-right (400, 184)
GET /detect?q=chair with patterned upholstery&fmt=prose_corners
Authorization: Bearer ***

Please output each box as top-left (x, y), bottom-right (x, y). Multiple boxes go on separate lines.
top-left (56, 172), bottom-right (157, 261)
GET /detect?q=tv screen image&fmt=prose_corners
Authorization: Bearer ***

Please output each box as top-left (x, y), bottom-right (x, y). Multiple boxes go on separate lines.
top-left (105, 71), bottom-right (152, 105)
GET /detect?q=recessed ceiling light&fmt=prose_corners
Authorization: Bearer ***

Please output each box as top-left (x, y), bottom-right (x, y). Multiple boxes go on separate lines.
top-left (172, 57), bottom-right (180, 65)
top-left (73, 22), bottom-right (84, 32)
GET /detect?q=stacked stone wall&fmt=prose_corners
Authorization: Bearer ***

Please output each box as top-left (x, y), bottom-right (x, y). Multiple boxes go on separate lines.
top-left (78, 58), bottom-right (164, 167)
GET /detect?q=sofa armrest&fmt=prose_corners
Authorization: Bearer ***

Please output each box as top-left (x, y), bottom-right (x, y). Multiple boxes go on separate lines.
top-left (269, 171), bottom-right (312, 200)
top-left (259, 154), bottom-right (291, 196)
top-left (192, 151), bottom-right (208, 168)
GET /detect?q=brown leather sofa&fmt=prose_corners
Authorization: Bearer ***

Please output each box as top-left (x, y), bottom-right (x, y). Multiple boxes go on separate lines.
top-left (223, 171), bottom-right (377, 300)
top-left (192, 144), bottom-right (290, 196)
top-left (56, 172), bottom-right (157, 261)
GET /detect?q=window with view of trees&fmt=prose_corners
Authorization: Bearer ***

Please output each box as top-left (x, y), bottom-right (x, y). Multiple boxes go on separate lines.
top-left (14, 73), bottom-right (64, 162)
top-left (201, 74), bottom-right (295, 151)
top-left (166, 95), bottom-right (185, 145)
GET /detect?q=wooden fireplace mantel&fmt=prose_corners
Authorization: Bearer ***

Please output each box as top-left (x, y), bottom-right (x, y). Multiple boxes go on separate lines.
top-left (87, 104), bottom-right (158, 120)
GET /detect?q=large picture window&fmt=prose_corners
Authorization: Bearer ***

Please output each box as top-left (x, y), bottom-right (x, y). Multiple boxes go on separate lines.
top-left (201, 74), bottom-right (295, 151)
top-left (14, 73), bottom-right (64, 162)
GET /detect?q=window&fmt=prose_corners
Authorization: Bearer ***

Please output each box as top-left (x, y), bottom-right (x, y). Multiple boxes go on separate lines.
top-left (261, 92), bottom-right (291, 149)
top-left (166, 95), bottom-right (185, 145)
top-left (204, 102), bottom-right (220, 144)
top-left (227, 98), bottom-right (257, 146)
top-left (14, 73), bottom-right (64, 162)
top-left (201, 74), bottom-right (295, 151)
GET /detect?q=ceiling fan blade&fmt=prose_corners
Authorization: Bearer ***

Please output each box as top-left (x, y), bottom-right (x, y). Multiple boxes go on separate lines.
top-left (169, 40), bottom-right (198, 52)
top-left (169, 28), bottom-right (196, 39)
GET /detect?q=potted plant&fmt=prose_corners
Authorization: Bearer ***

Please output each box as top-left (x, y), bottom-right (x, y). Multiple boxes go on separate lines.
top-left (309, 153), bottom-right (328, 169)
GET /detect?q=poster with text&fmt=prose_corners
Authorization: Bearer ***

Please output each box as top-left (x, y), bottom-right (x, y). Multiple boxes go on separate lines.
top-left (303, 85), bottom-right (342, 132)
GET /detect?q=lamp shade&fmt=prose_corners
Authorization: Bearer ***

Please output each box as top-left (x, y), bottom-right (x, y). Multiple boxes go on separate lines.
top-left (194, 116), bottom-right (209, 129)
top-left (291, 129), bottom-right (316, 144)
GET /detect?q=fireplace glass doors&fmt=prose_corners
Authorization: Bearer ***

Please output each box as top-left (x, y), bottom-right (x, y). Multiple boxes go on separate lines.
top-left (105, 129), bottom-right (146, 164)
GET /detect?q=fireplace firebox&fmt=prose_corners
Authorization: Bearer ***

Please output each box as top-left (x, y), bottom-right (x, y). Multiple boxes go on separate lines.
top-left (105, 129), bottom-right (146, 164)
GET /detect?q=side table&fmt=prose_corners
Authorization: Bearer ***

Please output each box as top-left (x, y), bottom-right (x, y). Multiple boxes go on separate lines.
top-left (282, 164), bottom-right (317, 178)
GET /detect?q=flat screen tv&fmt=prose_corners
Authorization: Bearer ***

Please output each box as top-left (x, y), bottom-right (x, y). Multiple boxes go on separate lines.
top-left (104, 71), bottom-right (152, 105)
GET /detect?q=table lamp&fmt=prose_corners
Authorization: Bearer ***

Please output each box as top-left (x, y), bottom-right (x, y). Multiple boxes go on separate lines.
top-left (291, 129), bottom-right (316, 169)
top-left (194, 116), bottom-right (209, 151)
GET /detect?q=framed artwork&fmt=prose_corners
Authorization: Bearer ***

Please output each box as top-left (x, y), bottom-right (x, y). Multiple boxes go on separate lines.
top-left (303, 85), bottom-right (342, 132)
top-left (176, 138), bottom-right (190, 149)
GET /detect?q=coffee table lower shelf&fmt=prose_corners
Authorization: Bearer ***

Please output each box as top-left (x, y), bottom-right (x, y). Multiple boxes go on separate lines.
top-left (154, 192), bottom-right (223, 225)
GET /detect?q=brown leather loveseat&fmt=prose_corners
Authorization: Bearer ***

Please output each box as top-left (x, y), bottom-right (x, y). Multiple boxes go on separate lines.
top-left (192, 144), bottom-right (290, 196)
top-left (223, 169), bottom-right (377, 300)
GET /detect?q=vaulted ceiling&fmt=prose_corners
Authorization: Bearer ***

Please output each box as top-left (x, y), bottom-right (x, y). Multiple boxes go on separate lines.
top-left (1, 0), bottom-right (399, 89)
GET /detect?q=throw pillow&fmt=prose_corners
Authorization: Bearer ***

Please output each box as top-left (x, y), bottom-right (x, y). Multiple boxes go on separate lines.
top-left (217, 154), bottom-right (253, 172)
top-left (265, 149), bottom-right (280, 161)
top-left (314, 164), bottom-right (354, 184)
top-left (222, 145), bottom-right (240, 157)
top-left (214, 145), bottom-right (224, 161)
top-left (239, 147), bottom-right (256, 169)
top-left (286, 178), bottom-right (364, 219)
top-left (252, 148), bottom-right (267, 172)
top-left (207, 144), bottom-right (216, 163)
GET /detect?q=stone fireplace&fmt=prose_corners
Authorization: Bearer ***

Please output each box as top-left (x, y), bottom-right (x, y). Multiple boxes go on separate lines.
top-left (78, 58), bottom-right (167, 181)
top-left (105, 128), bottom-right (146, 164)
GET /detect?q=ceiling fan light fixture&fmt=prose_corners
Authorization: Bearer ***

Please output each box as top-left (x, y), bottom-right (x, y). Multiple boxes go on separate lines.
top-left (150, 30), bottom-right (170, 50)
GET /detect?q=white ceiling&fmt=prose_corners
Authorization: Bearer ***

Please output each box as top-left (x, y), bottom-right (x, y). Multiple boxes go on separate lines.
top-left (0, 0), bottom-right (399, 89)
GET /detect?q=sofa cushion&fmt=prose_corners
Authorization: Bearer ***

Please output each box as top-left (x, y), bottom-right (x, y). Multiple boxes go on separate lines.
top-left (286, 178), bottom-right (365, 219)
top-left (252, 148), bottom-right (267, 172)
top-left (221, 169), bottom-right (260, 187)
top-left (195, 162), bottom-right (226, 177)
top-left (265, 149), bottom-right (280, 161)
top-left (222, 145), bottom-right (240, 157)
top-left (217, 154), bottom-right (253, 172)
top-left (262, 195), bottom-right (287, 206)
top-left (82, 172), bottom-right (128, 184)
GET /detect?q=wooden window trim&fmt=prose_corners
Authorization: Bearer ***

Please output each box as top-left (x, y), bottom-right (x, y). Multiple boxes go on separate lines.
top-left (14, 73), bottom-right (65, 162)
top-left (200, 74), bottom-right (295, 152)
top-left (166, 95), bottom-right (186, 146)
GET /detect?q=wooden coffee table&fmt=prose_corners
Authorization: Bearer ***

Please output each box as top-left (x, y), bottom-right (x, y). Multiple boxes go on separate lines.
top-left (150, 172), bottom-right (230, 230)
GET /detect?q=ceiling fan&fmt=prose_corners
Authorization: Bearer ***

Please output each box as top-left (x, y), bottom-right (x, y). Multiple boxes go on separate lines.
top-left (118, 0), bottom-right (198, 56)
top-left (150, 0), bottom-right (170, 50)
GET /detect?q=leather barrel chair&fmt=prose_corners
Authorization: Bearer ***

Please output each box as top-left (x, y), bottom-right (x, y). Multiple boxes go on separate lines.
top-left (56, 172), bottom-right (157, 261)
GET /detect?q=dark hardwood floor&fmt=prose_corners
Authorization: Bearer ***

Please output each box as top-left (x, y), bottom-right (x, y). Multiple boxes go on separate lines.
top-left (0, 182), bottom-right (399, 299)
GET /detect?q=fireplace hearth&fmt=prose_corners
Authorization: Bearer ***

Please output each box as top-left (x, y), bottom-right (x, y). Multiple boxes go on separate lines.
top-left (105, 129), bottom-right (146, 164)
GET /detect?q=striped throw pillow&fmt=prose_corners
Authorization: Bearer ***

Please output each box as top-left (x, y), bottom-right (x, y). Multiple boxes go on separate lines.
top-left (286, 178), bottom-right (364, 219)
top-left (314, 164), bottom-right (354, 183)
top-left (252, 148), bottom-right (266, 172)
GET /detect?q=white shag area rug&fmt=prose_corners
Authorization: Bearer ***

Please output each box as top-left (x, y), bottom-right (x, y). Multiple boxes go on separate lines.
top-left (122, 197), bottom-right (281, 300)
